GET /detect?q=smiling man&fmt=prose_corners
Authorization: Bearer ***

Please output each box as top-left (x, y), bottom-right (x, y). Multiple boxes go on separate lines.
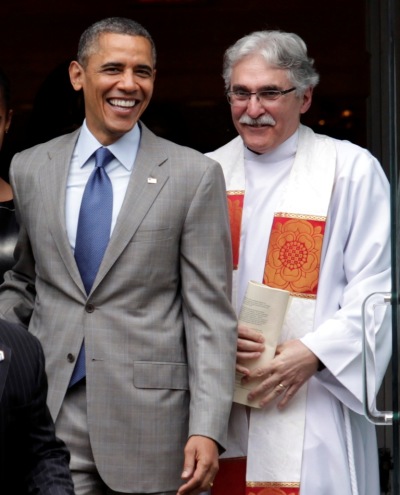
top-left (207, 30), bottom-right (391, 495)
top-left (0, 17), bottom-right (237, 495)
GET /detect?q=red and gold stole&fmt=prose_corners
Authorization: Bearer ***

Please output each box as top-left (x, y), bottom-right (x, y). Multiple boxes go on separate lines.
top-left (222, 126), bottom-right (337, 495)
top-left (227, 191), bottom-right (245, 271)
top-left (225, 209), bottom-right (325, 495)
top-left (227, 202), bottom-right (326, 299)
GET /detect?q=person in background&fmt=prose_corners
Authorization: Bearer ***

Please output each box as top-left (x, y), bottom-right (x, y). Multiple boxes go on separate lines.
top-left (0, 318), bottom-right (75, 494)
top-left (206, 30), bottom-right (391, 495)
top-left (0, 17), bottom-right (237, 495)
top-left (0, 68), bottom-right (18, 281)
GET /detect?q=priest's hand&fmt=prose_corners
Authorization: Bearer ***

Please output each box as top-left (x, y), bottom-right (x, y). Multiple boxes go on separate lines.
top-left (241, 338), bottom-right (319, 409)
top-left (177, 435), bottom-right (218, 495)
top-left (236, 324), bottom-right (265, 374)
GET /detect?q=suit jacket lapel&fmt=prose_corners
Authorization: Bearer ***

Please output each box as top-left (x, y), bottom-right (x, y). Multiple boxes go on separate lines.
top-left (93, 124), bottom-right (170, 292)
top-left (39, 129), bottom-right (86, 294)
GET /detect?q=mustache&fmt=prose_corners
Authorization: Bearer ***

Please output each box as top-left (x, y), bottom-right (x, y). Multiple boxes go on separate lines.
top-left (239, 114), bottom-right (276, 126)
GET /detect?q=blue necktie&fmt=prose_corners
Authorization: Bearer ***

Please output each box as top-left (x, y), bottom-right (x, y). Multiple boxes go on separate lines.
top-left (69, 147), bottom-right (114, 387)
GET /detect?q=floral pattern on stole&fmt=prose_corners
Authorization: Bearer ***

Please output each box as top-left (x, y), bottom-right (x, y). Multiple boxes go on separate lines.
top-left (263, 215), bottom-right (326, 298)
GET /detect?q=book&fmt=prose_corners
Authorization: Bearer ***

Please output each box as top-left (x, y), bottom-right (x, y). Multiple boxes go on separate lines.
top-left (234, 280), bottom-right (291, 408)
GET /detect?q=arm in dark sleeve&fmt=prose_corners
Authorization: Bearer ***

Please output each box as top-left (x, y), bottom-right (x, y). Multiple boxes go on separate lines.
top-left (25, 335), bottom-right (75, 495)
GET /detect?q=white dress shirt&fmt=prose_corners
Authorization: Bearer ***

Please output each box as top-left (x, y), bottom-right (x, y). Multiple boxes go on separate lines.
top-left (65, 120), bottom-right (140, 251)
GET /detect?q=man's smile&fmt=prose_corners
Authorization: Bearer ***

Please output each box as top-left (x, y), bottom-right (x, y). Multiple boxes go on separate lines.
top-left (108, 98), bottom-right (137, 108)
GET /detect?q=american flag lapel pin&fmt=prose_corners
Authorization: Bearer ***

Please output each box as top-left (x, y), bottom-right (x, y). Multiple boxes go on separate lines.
top-left (147, 177), bottom-right (157, 184)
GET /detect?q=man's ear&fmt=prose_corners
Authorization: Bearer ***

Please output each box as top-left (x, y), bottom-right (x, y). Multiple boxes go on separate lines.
top-left (300, 86), bottom-right (313, 115)
top-left (69, 61), bottom-right (84, 92)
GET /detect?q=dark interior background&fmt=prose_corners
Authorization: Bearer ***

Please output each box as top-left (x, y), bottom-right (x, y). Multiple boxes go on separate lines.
top-left (0, 0), bottom-right (367, 174)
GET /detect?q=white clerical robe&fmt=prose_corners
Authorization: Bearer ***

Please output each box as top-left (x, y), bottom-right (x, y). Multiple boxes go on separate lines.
top-left (206, 125), bottom-right (391, 495)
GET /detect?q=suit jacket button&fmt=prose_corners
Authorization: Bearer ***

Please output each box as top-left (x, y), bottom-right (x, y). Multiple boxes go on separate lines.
top-left (85, 303), bottom-right (95, 313)
top-left (67, 353), bottom-right (75, 363)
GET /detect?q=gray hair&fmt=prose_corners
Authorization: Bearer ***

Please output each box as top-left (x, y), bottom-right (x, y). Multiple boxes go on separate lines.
top-left (223, 30), bottom-right (319, 95)
top-left (77, 17), bottom-right (156, 68)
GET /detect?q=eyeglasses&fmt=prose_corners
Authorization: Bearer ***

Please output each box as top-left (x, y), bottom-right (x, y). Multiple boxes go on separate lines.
top-left (226, 87), bottom-right (296, 106)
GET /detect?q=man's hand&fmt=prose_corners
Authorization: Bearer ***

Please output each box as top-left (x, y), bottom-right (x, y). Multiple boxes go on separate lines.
top-left (236, 324), bottom-right (265, 374)
top-left (177, 435), bottom-right (219, 495)
top-left (237, 328), bottom-right (319, 409)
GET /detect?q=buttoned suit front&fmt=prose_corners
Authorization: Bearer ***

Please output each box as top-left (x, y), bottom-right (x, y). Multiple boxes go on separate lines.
top-left (0, 122), bottom-right (237, 493)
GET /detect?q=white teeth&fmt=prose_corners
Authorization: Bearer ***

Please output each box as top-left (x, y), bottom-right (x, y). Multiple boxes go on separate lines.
top-left (109, 99), bottom-right (136, 108)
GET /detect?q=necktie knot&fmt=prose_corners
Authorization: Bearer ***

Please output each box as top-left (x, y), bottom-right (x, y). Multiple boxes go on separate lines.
top-left (95, 147), bottom-right (114, 169)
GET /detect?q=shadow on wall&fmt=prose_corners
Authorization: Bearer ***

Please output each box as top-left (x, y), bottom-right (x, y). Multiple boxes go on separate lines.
top-left (23, 60), bottom-right (85, 149)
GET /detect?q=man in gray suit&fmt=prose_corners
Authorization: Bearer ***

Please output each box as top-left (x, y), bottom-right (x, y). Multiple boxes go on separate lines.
top-left (0, 17), bottom-right (237, 495)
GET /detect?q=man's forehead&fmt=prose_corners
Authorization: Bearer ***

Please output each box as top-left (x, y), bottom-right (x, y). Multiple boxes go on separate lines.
top-left (86, 33), bottom-right (154, 66)
top-left (91, 33), bottom-right (152, 53)
top-left (231, 59), bottom-right (290, 84)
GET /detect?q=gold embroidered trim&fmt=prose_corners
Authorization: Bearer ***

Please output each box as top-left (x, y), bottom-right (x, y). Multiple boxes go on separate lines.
top-left (275, 212), bottom-right (326, 222)
top-left (227, 190), bottom-right (245, 196)
top-left (291, 292), bottom-right (317, 300)
top-left (247, 481), bottom-right (300, 487)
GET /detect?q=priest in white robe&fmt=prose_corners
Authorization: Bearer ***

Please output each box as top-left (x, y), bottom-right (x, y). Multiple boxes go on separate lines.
top-left (207, 30), bottom-right (391, 495)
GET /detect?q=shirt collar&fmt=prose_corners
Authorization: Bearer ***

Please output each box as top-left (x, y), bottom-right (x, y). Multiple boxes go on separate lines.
top-left (75, 120), bottom-right (141, 171)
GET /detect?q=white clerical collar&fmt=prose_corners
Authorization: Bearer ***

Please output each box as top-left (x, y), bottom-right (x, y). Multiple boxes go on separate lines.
top-left (244, 128), bottom-right (299, 164)
top-left (75, 120), bottom-right (141, 171)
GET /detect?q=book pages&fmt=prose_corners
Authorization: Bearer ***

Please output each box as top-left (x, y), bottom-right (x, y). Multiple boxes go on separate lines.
top-left (234, 280), bottom-right (291, 408)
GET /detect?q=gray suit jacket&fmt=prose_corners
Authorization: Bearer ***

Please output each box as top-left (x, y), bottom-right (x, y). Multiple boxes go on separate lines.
top-left (0, 123), bottom-right (237, 492)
